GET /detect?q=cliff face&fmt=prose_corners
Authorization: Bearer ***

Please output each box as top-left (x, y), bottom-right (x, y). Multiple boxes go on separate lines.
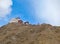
top-left (0, 23), bottom-right (60, 44)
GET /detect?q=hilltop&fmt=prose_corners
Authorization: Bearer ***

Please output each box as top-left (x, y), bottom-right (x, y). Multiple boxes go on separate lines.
top-left (0, 17), bottom-right (60, 44)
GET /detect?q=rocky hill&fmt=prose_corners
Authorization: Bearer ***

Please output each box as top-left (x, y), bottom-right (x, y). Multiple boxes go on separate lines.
top-left (0, 23), bottom-right (60, 44)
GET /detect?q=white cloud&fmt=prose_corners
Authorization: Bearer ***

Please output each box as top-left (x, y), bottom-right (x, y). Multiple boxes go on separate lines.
top-left (31, 0), bottom-right (60, 26)
top-left (0, 0), bottom-right (13, 17)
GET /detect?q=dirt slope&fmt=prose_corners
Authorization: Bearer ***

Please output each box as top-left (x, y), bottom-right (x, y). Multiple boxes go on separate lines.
top-left (0, 23), bottom-right (60, 44)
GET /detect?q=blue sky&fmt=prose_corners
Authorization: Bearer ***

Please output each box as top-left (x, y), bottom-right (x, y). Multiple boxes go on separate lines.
top-left (0, 0), bottom-right (40, 26)
top-left (0, 0), bottom-right (60, 26)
